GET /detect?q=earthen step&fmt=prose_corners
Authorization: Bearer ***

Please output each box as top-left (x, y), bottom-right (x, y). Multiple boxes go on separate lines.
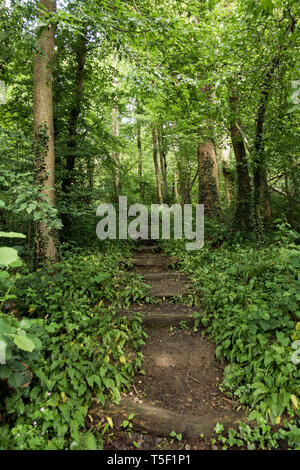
top-left (134, 245), bottom-right (160, 252)
top-left (133, 255), bottom-right (177, 266)
top-left (142, 311), bottom-right (194, 327)
top-left (93, 397), bottom-right (245, 438)
top-left (142, 272), bottom-right (187, 281)
top-left (123, 305), bottom-right (196, 327)
top-left (134, 265), bottom-right (166, 274)
top-left (149, 282), bottom-right (186, 298)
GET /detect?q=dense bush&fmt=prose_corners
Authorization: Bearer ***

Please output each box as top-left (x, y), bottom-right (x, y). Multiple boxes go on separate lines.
top-left (0, 243), bottom-right (148, 450)
top-left (161, 223), bottom-right (300, 424)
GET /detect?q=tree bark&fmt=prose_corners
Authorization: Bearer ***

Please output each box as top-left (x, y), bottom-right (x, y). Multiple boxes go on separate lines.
top-left (136, 101), bottom-right (144, 201)
top-left (221, 141), bottom-right (232, 206)
top-left (197, 139), bottom-right (220, 216)
top-left (158, 126), bottom-right (168, 203)
top-left (62, 28), bottom-right (87, 195)
top-left (111, 102), bottom-right (120, 203)
top-left (253, 66), bottom-right (276, 224)
top-left (152, 126), bottom-right (163, 204)
top-left (229, 91), bottom-right (252, 231)
top-left (197, 85), bottom-right (220, 216)
top-left (33, 0), bottom-right (57, 264)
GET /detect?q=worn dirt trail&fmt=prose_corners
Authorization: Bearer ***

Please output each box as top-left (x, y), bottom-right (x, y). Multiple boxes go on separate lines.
top-left (92, 241), bottom-right (245, 450)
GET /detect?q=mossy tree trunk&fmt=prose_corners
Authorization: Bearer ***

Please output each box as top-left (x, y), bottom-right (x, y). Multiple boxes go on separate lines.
top-left (229, 91), bottom-right (252, 231)
top-left (197, 139), bottom-right (220, 216)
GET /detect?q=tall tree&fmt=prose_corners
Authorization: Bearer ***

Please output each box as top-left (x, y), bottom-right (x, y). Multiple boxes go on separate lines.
top-left (221, 140), bottom-right (232, 207)
top-left (152, 126), bottom-right (163, 204)
top-left (136, 99), bottom-right (144, 201)
top-left (229, 89), bottom-right (252, 231)
top-left (111, 58), bottom-right (121, 203)
top-left (62, 27), bottom-right (88, 195)
top-left (197, 139), bottom-right (220, 216)
top-left (33, 0), bottom-right (57, 264)
top-left (158, 126), bottom-right (168, 203)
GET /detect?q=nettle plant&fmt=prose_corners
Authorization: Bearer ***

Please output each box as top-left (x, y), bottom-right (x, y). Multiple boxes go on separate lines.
top-left (0, 230), bottom-right (43, 388)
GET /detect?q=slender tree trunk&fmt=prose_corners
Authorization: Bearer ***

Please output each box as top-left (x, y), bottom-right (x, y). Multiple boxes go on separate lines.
top-left (111, 102), bottom-right (120, 203)
top-left (221, 141), bottom-right (232, 206)
top-left (253, 16), bottom-right (296, 223)
top-left (229, 91), bottom-right (252, 231)
top-left (158, 126), bottom-right (168, 203)
top-left (136, 101), bottom-right (144, 201)
top-left (152, 126), bottom-right (162, 204)
top-left (173, 167), bottom-right (179, 202)
top-left (62, 28), bottom-right (87, 195)
top-left (86, 155), bottom-right (94, 206)
top-left (197, 139), bottom-right (220, 216)
top-left (253, 67), bottom-right (275, 223)
top-left (33, 0), bottom-right (57, 264)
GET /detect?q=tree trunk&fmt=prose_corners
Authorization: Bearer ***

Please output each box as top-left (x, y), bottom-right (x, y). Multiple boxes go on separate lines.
top-left (62, 28), bottom-right (87, 195)
top-left (158, 126), bottom-right (168, 203)
top-left (197, 85), bottom-right (220, 216)
top-left (253, 69), bottom-right (275, 224)
top-left (197, 139), bottom-right (220, 216)
top-left (221, 141), bottom-right (232, 206)
top-left (136, 101), bottom-right (144, 201)
top-left (152, 126), bottom-right (163, 204)
top-left (173, 166), bottom-right (179, 203)
top-left (252, 17), bottom-right (296, 224)
top-left (33, 0), bottom-right (57, 264)
top-left (112, 102), bottom-right (120, 203)
top-left (229, 91), bottom-right (252, 231)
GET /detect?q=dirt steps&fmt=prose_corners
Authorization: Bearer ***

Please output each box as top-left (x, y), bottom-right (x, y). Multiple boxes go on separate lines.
top-left (93, 397), bottom-right (244, 439)
top-left (133, 250), bottom-right (186, 298)
top-left (93, 241), bottom-right (246, 445)
top-left (133, 254), bottom-right (177, 267)
top-left (121, 303), bottom-right (197, 327)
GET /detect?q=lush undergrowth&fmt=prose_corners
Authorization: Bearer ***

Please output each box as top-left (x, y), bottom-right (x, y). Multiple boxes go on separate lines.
top-left (161, 221), bottom-right (300, 448)
top-left (0, 241), bottom-right (148, 450)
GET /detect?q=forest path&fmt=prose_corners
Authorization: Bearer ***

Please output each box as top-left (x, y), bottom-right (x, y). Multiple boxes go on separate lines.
top-left (92, 241), bottom-right (246, 450)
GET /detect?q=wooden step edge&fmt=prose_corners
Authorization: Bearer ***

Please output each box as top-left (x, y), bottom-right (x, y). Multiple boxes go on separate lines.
top-left (93, 398), bottom-right (246, 438)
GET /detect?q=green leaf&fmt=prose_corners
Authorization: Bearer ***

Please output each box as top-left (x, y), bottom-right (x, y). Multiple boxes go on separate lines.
top-left (0, 232), bottom-right (26, 239)
top-left (14, 334), bottom-right (35, 352)
top-left (0, 271), bottom-right (10, 280)
top-left (0, 247), bottom-right (18, 267)
top-left (85, 433), bottom-right (98, 450)
top-left (0, 318), bottom-right (15, 334)
top-left (8, 372), bottom-right (26, 388)
top-left (0, 365), bottom-right (12, 379)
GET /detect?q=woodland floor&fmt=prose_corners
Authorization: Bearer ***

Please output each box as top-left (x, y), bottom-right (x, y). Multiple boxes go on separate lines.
top-left (89, 242), bottom-right (247, 450)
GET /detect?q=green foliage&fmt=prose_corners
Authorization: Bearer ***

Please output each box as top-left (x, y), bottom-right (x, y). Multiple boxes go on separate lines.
top-left (0, 315), bottom-right (43, 388)
top-left (166, 228), bottom-right (300, 424)
top-left (0, 244), bottom-right (147, 450)
top-left (213, 417), bottom-right (300, 450)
